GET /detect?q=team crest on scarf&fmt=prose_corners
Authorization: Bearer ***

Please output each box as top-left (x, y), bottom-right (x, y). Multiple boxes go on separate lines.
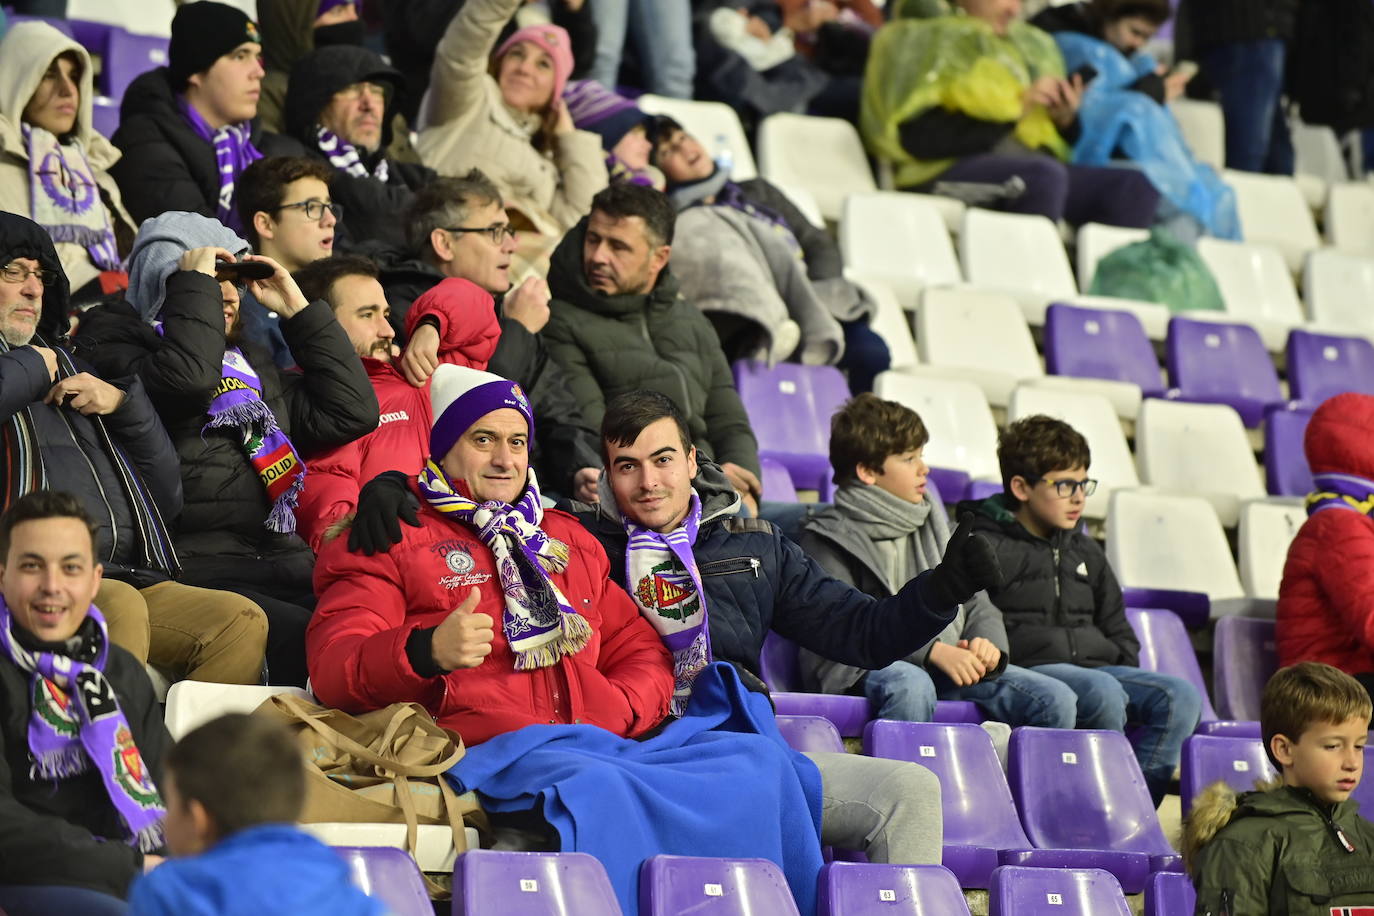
top-left (33, 677), bottom-right (79, 738)
top-left (635, 562), bottom-right (702, 623)
top-left (113, 725), bottom-right (160, 808)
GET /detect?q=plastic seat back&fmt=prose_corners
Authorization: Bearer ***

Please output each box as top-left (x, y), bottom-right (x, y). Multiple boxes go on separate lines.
top-left (851, 276), bottom-right (918, 370)
top-left (817, 862), bottom-right (971, 916)
top-left (1135, 398), bottom-right (1266, 527)
top-left (873, 372), bottom-right (1000, 481)
top-left (1125, 608), bottom-right (1218, 721)
top-left (637, 95), bottom-right (756, 180)
top-left (960, 208), bottom-right (1078, 302)
top-left (1265, 406), bottom-right (1316, 497)
top-left (758, 113), bottom-right (875, 221)
top-left (1286, 329), bottom-right (1374, 405)
top-left (1166, 316), bottom-right (1284, 427)
top-left (1213, 617), bottom-right (1278, 721)
top-left (639, 855), bottom-right (801, 916)
top-left (164, 681), bottom-right (313, 739)
top-left (760, 458), bottom-right (798, 504)
top-left (1222, 169), bottom-right (1321, 273)
top-left (1075, 223), bottom-right (1151, 290)
top-left (452, 850), bottom-right (622, 915)
top-left (104, 27), bottom-right (170, 100)
top-left (1179, 735), bottom-right (1276, 816)
top-left (842, 192), bottom-right (962, 308)
top-left (776, 715), bottom-right (845, 754)
top-left (759, 631), bottom-right (803, 692)
top-left (1043, 303), bottom-right (1164, 396)
top-left (1106, 489), bottom-right (1247, 605)
top-left (1170, 99), bottom-right (1225, 170)
top-left (1008, 385), bottom-right (1137, 519)
top-left (988, 866), bottom-right (1131, 916)
top-left (1326, 183), bottom-right (1374, 255)
top-left (916, 287), bottom-right (1043, 382)
top-left (1304, 248), bottom-right (1374, 336)
top-left (1144, 871), bottom-right (1197, 916)
top-left (1196, 237), bottom-right (1305, 328)
top-left (334, 846), bottom-right (432, 916)
top-left (733, 360), bottom-right (850, 493)
top-left (1238, 501), bottom-right (1307, 601)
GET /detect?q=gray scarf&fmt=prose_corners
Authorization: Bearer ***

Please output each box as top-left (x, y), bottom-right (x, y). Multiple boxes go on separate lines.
top-left (833, 483), bottom-right (949, 593)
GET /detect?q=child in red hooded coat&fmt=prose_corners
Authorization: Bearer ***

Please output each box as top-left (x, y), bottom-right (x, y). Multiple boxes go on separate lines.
top-left (1277, 392), bottom-right (1374, 699)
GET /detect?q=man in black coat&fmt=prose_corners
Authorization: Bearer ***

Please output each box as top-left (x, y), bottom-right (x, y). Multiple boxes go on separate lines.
top-left (0, 491), bottom-right (172, 913)
top-left (73, 211), bottom-right (379, 687)
top-left (0, 212), bottom-right (267, 687)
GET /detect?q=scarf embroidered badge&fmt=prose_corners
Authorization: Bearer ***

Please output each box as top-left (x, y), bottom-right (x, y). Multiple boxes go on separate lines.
top-left (624, 491), bottom-right (712, 716)
top-left (0, 597), bottom-right (164, 851)
top-left (316, 125), bottom-right (389, 183)
top-left (417, 460), bottom-right (590, 670)
top-left (203, 348), bottom-right (306, 533)
top-left (179, 101), bottom-right (262, 233)
top-left (23, 124), bottom-right (120, 271)
top-left (1307, 473), bottom-right (1374, 517)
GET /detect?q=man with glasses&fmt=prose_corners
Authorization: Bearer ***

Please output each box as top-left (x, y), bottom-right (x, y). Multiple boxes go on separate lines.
top-left (958, 414), bottom-right (1202, 806)
top-left (270, 44), bottom-right (438, 252)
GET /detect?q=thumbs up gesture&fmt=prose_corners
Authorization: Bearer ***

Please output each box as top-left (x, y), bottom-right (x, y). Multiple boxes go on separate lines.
top-left (430, 588), bottom-right (495, 671)
top-left (928, 513), bottom-right (1005, 608)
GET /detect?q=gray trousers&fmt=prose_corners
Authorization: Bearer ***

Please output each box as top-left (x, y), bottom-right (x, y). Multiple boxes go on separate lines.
top-left (803, 752), bottom-right (944, 865)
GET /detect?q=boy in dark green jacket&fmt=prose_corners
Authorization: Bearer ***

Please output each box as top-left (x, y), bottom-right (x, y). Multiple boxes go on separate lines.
top-left (1185, 661), bottom-right (1374, 915)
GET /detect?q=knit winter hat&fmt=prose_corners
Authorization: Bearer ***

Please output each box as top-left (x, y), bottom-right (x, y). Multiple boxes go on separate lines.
top-left (127, 211), bottom-right (251, 323)
top-left (494, 23), bottom-right (574, 107)
top-left (1305, 393), bottom-right (1374, 479)
top-left (430, 365), bottom-right (535, 461)
top-left (169, 1), bottom-right (262, 90)
top-left (564, 79), bottom-right (648, 149)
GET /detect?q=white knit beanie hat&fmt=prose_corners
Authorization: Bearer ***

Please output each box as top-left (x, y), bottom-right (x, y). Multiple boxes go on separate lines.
top-left (429, 364), bottom-right (534, 459)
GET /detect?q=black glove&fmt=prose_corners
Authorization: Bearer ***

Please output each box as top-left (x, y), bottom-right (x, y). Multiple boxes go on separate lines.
top-left (348, 470), bottom-right (421, 556)
top-left (927, 513), bottom-right (1005, 608)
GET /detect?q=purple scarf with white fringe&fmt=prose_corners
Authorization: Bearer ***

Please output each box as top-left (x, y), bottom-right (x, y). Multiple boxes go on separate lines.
top-left (623, 491), bottom-right (712, 716)
top-left (316, 125), bottom-right (389, 182)
top-left (203, 348), bottom-right (306, 533)
top-left (179, 100), bottom-right (261, 233)
top-left (417, 460), bottom-right (590, 670)
top-left (23, 124), bottom-right (120, 270)
top-left (1307, 472), bottom-right (1374, 517)
top-left (0, 596), bottom-right (164, 851)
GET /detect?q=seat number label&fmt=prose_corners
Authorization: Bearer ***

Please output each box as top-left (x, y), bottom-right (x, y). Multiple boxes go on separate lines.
top-left (878, 889), bottom-right (897, 901)
top-left (704, 884), bottom-right (723, 896)
top-left (1047, 893), bottom-right (1064, 904)
top-left (1061, 752), bottom-right (1077, 764)
top-left (919, 746), bottom-right (936, 757)
top-left (519, 879), bottom-right (538, 892)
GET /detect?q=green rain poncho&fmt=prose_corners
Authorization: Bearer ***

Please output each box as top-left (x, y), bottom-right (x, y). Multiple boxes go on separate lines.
top-left (861, 10), bottom-right (1070, 189)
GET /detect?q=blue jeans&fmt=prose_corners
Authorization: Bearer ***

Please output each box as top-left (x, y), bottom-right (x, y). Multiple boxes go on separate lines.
top-left (586, 0), bottom-right (696, 98)
top-left (863, 660), bottom-right (1079, 728)
top-left (1202, 39), bottom-right (1295, 175)
top-left (1031, 663), bottom-right (1202, 805)
top-left (0, 885), bottom-right (127, 916)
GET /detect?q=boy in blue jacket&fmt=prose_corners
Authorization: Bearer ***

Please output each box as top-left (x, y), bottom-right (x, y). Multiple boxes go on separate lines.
top-left (128, 713), bottom-right (384, 916)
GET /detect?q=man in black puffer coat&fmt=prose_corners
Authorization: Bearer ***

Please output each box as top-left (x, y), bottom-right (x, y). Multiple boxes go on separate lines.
top-left (73, 211), bottom-right (379, 687)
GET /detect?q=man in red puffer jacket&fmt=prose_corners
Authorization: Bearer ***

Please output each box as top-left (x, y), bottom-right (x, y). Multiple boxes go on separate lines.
top-left (306, 364), bottom-right (674, 744)
top-left (294, 257), bottom-right (501, 552)
top-left (1277, 392), bottom-right (1374, 699)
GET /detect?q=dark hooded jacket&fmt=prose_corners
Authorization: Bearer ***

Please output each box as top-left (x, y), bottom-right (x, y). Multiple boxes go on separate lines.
top-left (958, 493), bottom-right (1138, 670)
top-left (276, 45), bottom-right (438, 252)
top-left (72, 269), bottom-right (379, 562)
top-left (0, 212), bottom-right (182, 587)
top-left (109, 68), bottom-right (269, 224)
top-left (567, 461), bottom-right (959, 694)
top-left (545, 218), bottom-right (762, 478)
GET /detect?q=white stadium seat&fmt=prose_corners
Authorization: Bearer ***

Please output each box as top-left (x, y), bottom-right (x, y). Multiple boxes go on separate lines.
top-left (1170, 99), bottom-right (1225, 172)
top-left (1223, 169), bottom-right (1323, 275)
top-left (1135, 398), bottom-right (1266, 528)
top-left (1196, 237), bottom-right (1306, 351)
top-left (849, 275), bottom-right (919, 371)
top-left (841, 191), bottom-right (962, 311)
top-left (913, 287), bottom-right (1043, 407)
top-left (1075, 222), bottom-right (1150, 290)
top-left (1304, 248), bottom-right (1374, 339)
top-left (873, 372), bottom-right (1001, 483)
top-left (1325, 183), bottom-right (1374, 255)
top-left (164, 681), bottom-right (313, 740)
top-left (757, 113), bottom-right (875, 221)
top-left (1238, 500), bottom-right (1307, 602)
top-left (637, 95), bottom-right (757, 181)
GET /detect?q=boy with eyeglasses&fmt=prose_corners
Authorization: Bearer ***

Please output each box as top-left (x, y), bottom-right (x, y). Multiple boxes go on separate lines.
top-left (958, 414), bottom-right (1202, 805)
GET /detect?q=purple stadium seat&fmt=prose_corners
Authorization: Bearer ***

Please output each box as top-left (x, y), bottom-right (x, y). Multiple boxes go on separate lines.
top-left (103, 28), bottom-right (170, 101)
top-left (864, 721), bottom-right (1033, 888)
top-left (7, 14), bottom-right (75, 38)
top-left (733, 360), bottom-right (849, 498)
top-left (1213, 617), bottom-right (1277, 721)
top-left (964, 479), bottom-right (1003, 501)
top-left (776, 715), bottom-right (845, 753)
top-left (91, 96), bottom-right (119, 140)
top-left (1144, 871), bottom-right (1196, 916)
top-left (67, 18), bottom-right (116, 61)
top-left (817, 862), bottom-right (971, 915)
top-left (639, 855), bottom-right (801, 916)
top-left (1286, 329), bottom-right (1374, 406)
top-left (1166, 316), bottom-right (1286, 427)
top-left (925, 467), bottom-right (970, 505)
top-left (1179, 735), bottom-right (1276, 815)
top-left (452, 850), bottom-right (622, 915)
top-left (1125, 608), bottom-right (1219, 722)
top-left (1265, 405), bottom-right (1315, 497)
top-left (760, 458), bottom-right (799, 503)
top-left (988, 866), bottom-right (1130, 916)
top-left (333, 846), bottom-right (432, 916)
top-left (1043, 303), bottom-right (1165, 397)
top-left (1006, 728), bottom-right (1181, 894)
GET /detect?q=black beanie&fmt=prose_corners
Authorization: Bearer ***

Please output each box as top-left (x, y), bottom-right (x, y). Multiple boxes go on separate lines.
top-left (168, 1), bottom-right (262, 90)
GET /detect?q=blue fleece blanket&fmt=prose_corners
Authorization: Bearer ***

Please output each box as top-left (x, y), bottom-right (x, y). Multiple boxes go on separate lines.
top-left (445, 663), bottom-right (825, 915)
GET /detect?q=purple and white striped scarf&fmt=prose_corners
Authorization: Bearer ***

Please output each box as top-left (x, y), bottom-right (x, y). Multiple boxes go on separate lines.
top-left (624, 491), bottom-right (712, 716)
top-left (1307, 472), bottom-right (1374, 518)
top-left (23, 124), bottom-right (120, 271)
top-left (180, 100), bottom-right (261, 233)
top-left (417, 460), bottom-right (590, 670)
top-left (316, 125), bottom-right (388, 183)
top-left (0, 596), bottom-right (165, 851)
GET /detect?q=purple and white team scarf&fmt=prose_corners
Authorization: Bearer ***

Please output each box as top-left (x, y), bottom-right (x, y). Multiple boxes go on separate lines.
top-left (23, 124), bottom-right (120, 270)
top-left (417, 460), bottom-right (590, 670)
top-left (0, 596), bottom-right (165, 851)
top-left (202, 348), bottom-right (306, 533)
top-left (623, 491), bottom-right (712, 716)
top-left (180, 100), bottom-right (262, 233)
top-left (316, 125), bottom-right (388, 183)
top-left (1307, 472), bottom-right (1374, 518)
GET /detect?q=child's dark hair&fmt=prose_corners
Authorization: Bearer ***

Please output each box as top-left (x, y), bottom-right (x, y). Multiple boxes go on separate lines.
top-left (1260, 662), bottom-right (1372, 772)
top-left (829, 393), bottom-right (929, 487)
top-left (997, 415), bottom-right (1091, 502)
top-left (165, 714), bottom-right (305, 838)
top-left (235, 156), bottom-right (335, 247)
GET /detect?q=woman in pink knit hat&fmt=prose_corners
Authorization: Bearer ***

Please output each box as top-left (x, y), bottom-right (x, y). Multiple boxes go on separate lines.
top-left (416, 0), bottom-right (608, 271)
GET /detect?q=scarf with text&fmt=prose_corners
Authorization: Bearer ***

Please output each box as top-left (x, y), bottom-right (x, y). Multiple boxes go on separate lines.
top-left (0, 597), bottom-right (164, 851)
top-left (180, 100), bottom-right (261, 233)
top-left (203, 348), bottom-right (305, 533)
top-left (23, 125), bottom-right (120, 270)
top-left (417, 460), bottom-right (589, 669)
top-left (623, 491), bottom-right (711, 716)
top-left (316, 125), bottom-right (389, 183)
top-left (1307, 472), bottom-right (1374, 518)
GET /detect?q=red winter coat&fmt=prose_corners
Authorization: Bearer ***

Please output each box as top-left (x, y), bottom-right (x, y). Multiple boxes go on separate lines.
top-left (307, 489), bottom-right (675, 745)
top-left (297, 278), bottom-right (501, 551)
top-left (1277, 393), bottom-right (1374, 674)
